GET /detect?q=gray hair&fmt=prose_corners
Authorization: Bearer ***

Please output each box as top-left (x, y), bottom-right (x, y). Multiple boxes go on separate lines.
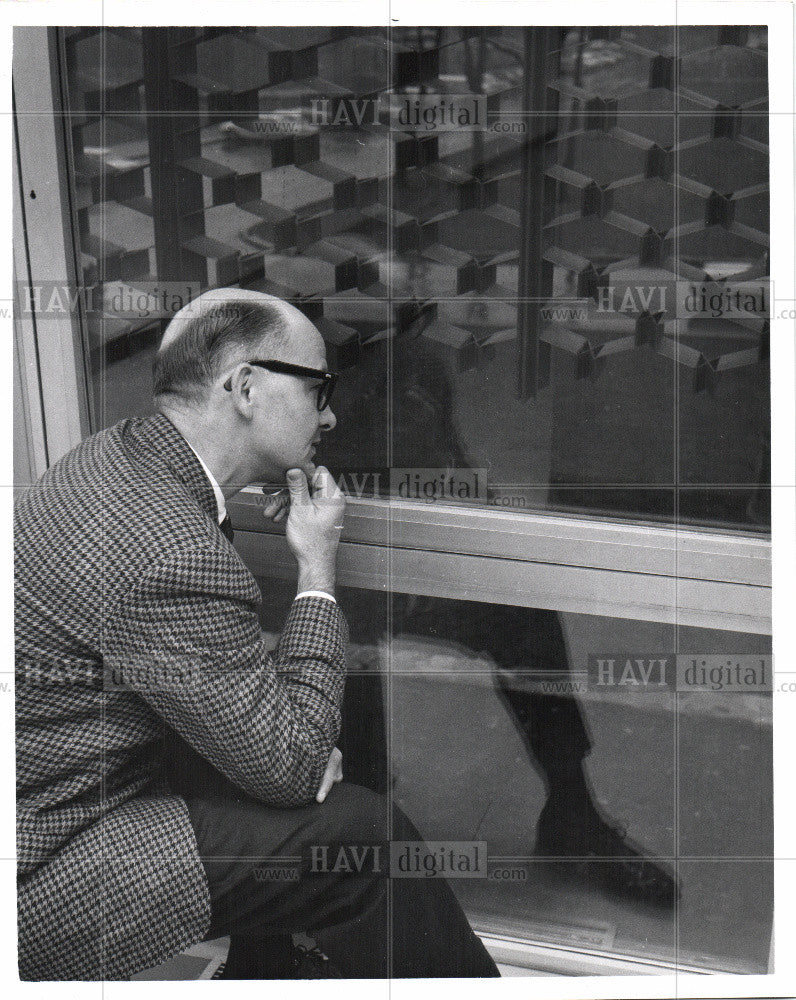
top-left (153, 297), bottom-right (288, 403)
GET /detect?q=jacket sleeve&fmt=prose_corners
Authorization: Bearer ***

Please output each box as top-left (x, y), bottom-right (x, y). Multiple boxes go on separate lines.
top-left (101, 544), bottom-right (348, 807)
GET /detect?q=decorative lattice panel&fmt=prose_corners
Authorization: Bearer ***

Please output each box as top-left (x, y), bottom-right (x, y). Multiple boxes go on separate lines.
top-left (65, 26), bottom-right (768, 390)
top-left (539, 26), bottom-right (768, 395)
top-left (62, 26), bottom-right (770, 524)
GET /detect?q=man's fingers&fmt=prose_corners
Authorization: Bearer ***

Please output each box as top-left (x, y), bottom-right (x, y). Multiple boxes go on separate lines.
top-left (262, 492), bottom-right (289, 521)
top-left (315, 777), bottom-right (332, 803)
top-left (316, 747), bottom-right (342, 803)
top-left (332, 746), bottom-right (343, 783)
top-left (310, 466), bottom-right (342, 500)
top-left (331, 747), bottom-right (343, 783)
top-left (286, 468), bottom-right (310, 505)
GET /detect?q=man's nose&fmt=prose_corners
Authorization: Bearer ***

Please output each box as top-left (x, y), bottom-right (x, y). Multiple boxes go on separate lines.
top-left (319, 405), bottom-right (337, 431)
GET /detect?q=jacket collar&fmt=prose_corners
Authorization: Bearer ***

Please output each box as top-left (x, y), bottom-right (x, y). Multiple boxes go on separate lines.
top-left (128, 412), bottom-right (219, 523)
top-left (185, 443), bottom-right (227, 523)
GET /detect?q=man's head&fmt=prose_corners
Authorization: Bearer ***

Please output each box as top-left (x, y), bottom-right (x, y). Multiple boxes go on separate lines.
top-left (153, 288), bottom-right (336, 485)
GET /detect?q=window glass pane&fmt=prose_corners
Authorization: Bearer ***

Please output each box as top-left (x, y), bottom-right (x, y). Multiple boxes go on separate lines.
top-left (59, 25), bottom-right (769, 530)
top-left (256, 571), bottom-right (773, 973)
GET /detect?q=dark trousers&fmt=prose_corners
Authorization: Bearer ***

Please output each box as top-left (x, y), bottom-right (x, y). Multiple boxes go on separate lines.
top-left (182, 777), bottom-right (498, 978)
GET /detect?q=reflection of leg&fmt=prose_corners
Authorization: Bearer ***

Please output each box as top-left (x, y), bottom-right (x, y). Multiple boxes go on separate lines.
top-left (489, 609), bottom-right (679, 906)
top-left (393, 598), bottom-right (679, 906)
top-left (392, 597), bottom-right (591, 785)
top-left (489, 607), bottom-right (600, 840)
top-left (490, 607), bottom-right (592, 782)
top-left (187, 781), bottom-right (498, 979)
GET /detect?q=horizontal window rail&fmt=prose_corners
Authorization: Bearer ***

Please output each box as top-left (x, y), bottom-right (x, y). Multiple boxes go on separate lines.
top-left (231, 492), bottom-right (770, 582)
top-left (232, 491), bottom-right (770, 580)
top-left (231, 493), bottom-right (771, 634)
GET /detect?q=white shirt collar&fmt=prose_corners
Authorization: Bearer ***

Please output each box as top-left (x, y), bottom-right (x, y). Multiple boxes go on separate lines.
top-left (186, 443), bottom-right (227, 524)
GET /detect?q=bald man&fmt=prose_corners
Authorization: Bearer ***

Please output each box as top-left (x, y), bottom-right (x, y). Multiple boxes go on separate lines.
top-left (15, 289), bottom-right (498, 981)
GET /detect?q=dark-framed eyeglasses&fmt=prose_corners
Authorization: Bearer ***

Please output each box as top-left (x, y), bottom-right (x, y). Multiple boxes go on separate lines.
top-left (223, 359), bottom-right (338, 411)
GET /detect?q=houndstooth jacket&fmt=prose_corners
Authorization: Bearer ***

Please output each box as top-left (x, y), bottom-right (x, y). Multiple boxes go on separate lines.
top-left (15, 412), bottom-right (348, 980)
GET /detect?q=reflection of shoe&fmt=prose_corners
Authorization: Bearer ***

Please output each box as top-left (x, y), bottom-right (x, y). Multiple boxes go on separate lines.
top-left (534, 799), bottom-right (681, 907)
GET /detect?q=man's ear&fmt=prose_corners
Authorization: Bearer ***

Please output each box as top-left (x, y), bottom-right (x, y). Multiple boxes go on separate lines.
top-left (227, 365), bottom-right (257, 416)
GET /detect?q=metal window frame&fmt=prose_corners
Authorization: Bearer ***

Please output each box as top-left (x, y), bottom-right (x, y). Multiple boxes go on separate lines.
top-left (13, 27), bottom-right (91, 468)
top-left (13, 25), bottom-right (772, 636)
top-left (231, 495), bottom-right (771, 634)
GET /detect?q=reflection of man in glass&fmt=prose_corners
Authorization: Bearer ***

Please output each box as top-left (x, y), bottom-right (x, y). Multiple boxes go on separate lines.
top-left (327, 335), bottom-right (678, 906)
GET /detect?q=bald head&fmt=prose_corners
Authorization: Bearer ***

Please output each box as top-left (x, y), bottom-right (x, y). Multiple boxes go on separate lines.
top-left (153, 288), bottom-right (298, 404)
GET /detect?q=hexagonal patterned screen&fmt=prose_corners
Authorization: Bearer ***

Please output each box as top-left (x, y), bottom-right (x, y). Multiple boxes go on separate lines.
top-left (62, 26), bottom-right (769, 528)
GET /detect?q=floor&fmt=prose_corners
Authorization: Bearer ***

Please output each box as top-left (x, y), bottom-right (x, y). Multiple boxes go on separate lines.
top-left (388, 646), bottom-right (773, 974)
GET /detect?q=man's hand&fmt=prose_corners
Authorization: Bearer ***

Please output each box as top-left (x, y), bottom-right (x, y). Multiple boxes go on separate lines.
top-left (283, 467), bottom-right (345, 597)
top-left (261, 489), bottom-right (290, 523)
top-left (316, 746), bottom-right (343, 803)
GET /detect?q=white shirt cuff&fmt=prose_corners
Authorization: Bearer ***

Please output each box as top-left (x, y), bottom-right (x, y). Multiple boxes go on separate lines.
top-left (295, 590), bottom-right (337, 605)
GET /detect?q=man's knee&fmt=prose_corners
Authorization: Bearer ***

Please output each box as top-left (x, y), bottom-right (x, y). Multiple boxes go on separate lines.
top-left (188, 782), bottom-right (424, 879)
top-left (315, 782), bottom-right (391, 842)
top-left (309, 783), bottom-right (423, 848)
